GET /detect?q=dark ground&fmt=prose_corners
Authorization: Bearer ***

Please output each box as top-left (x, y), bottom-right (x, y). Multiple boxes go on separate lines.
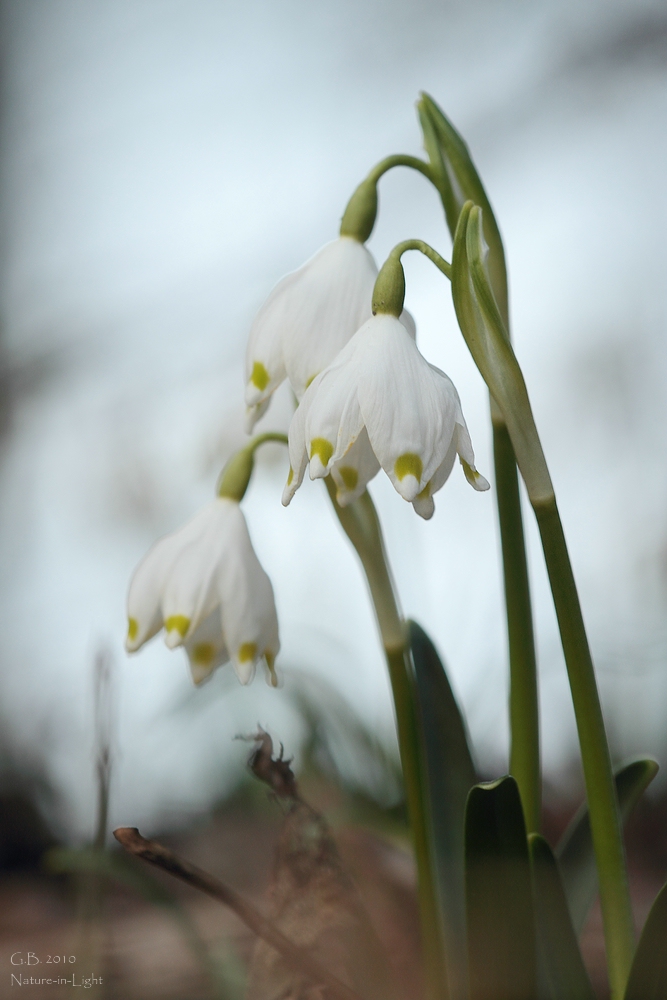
top-left (1, 777), bottom-right (665, 1000)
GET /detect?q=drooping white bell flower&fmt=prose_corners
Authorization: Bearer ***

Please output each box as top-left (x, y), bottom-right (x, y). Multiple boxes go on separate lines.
top-left (125, 498), bottom-right (280, 686)
top-left (244, 236), bottom-right (378, 431)
top-left (282, 313), bottom-right (489, 519)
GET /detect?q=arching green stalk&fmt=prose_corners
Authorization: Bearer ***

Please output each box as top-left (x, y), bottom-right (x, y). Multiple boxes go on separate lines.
top-left (387, 238), bottom-right (451, 278)
top-left (217, 432), bottom-right (288, 501)
top-left (340, 155), bottom-right (434, 243)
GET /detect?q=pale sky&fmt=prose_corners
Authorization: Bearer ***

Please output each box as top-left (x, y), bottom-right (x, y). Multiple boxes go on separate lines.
top-left (1, 0), bottom-right (666, 839)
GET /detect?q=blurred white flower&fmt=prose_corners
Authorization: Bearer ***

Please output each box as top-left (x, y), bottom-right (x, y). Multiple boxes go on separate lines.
top-left (282, 313), bottom-right (489, 518)
top-left (244, 236), bottom-right (378, 430)
top-left (125, 498), bottom-right (280, 686)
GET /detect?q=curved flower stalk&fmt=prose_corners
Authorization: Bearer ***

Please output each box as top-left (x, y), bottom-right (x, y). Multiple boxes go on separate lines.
top-left (282, 257), bottom-right (488, 517)
top-left (125, 497), bottom-right (280, 687)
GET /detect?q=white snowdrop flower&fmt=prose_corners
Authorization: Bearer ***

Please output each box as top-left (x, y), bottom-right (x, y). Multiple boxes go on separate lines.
top-left (244, 237), bottom-right (378, 431)
top-left (125, 498), bottom-right (279, 686)
top-left (282, 313), bottom-right (489, 519)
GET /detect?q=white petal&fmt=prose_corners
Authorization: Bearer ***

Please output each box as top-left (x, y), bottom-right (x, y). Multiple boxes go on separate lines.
top-left (356, 316), bottom-right (459, 501)
top-left (231, 659), bottom-right (254, 684)
top-left (160, 499), bottom-right (237, 646)
top-left (282, 386), bottom-right (313, 505)
top-left (410, 436), bottom-right (458, 520)
top-left (216, 513), bottom-right (280, 686)
top-left (300, 345), bottom-right (366, 479)
top-left (125, 504), bottom-right (217, 653)
top-left (464, 467), bottom-right (490, 491)
top-left (245, 397), bottom-right (271, 434)
top-left (183, 610), bottom-right (230, 685)
top-left (330, 428), bottom-right (380, 506)
top-left (412, 492), bottom-right (435, 519)
top-left (455, 421), bottom-right (490, 490)
top-left (245, 238), bottom-right (376, 417)
top-left (280, 237), bottom-right (377, 399)
top-left (399, 308), bottom-right (416, 340)
top-left (444, 405), bottom-right (490, 492)
top-left (244, 265), bottom-right (301, 410)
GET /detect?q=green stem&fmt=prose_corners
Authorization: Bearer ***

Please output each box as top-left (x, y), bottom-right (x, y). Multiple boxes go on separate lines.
top-left (389, 239), bottom-right (451, 279)
top-left (533, 497), bottom-right (634, 999)
top-left (372, 240), bottom-right (451, 318)
top-left (367, 153), bottom-right (435, 185)
top-left (247, 431), bottom-right (289, 449)
top-left (493, 420), bottom-right (541, 833)
top-left (340, 155), bottom-right (434, 243)
top-left (324, 479), bottom-right (448, 1000)
top-left (217, 432), bottom-right (288, 501)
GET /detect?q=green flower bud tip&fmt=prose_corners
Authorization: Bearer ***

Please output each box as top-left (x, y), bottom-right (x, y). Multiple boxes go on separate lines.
top-left (217, 447), bottom-right (255, 501)
top-left (372, 256), bottom-right (405, 317)
top-left (339, 177), bottom-right (378, 243)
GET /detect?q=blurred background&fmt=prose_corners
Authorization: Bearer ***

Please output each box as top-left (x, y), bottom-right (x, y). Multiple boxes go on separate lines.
top-left (0, 0), bottom-right (666, 995)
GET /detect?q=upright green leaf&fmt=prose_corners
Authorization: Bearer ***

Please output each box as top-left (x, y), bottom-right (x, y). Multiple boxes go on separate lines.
top-left (409, 620), bottom-right (476, 1000)
top-left (433, 108), bottom-right (541, 835)
top-left (418, 91), bottom-right (508, 327)
top-left (415, 101), bottom-right (459, 235)
top-left (529, 834), bottom-right (596, 1000)
top-left (624, 880), bottom-right (667, 1000)
top-left (465, 776), bottom-right (537, 1000)
top-left (556, 758), bottom-right (659, 935)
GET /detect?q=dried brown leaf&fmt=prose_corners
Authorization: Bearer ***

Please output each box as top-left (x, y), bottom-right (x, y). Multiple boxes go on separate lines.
top-left (246, 734), bottom-right (398, 1000)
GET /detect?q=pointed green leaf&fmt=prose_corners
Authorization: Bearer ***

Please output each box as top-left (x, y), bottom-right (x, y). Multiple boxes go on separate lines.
top-left (409, 620), bottom-right (476, 1000)
top-left (465, 775), bottom-right (537, 1000)
top-left (556, 758), bottom-right (659, 935)
top-left (451, 201), bottom-right (490, 374)
top-left (529, 834), bottom-right (596, 1000)
top-left (461, 206), bottom-right (554, 504)
top-left (624, 879), bottom-right (667, 1000)
top-left (415, 101), bottom-right (459, 236)
top-left (418, 91), bottom-right (508, 327)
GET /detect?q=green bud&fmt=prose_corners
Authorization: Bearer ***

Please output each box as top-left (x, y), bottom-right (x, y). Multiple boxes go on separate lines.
top-left (372, 255), bottom-right (405, 317)
top-left (339, 177), bottom-right (378, 243)
top-left (217, 447), bottom-right (255, 502)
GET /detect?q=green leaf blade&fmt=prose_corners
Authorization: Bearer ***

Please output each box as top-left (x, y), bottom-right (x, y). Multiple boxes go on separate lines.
top-left (408, 620), bottom-right (476, 1000)
top-left (624, 880), bottom-right (667, 1000)
top-left (465, 775), bottom-right (538, 1000)
top-left (556, 758), bottom-right (659, 935)
top-left (418, 91), bottom-right (508, 327)
top-left (529, 834), bottom-right (596, 1000)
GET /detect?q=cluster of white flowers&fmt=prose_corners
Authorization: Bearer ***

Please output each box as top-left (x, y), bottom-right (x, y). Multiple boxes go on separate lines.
top-left (246, 236), bottom-right (488, 515)
top-left (126, 230), bottom-right (487, 686)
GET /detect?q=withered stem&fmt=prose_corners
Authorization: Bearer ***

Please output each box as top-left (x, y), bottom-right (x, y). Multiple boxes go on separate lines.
top-left (113, 827), bottom-right (361, 1000)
